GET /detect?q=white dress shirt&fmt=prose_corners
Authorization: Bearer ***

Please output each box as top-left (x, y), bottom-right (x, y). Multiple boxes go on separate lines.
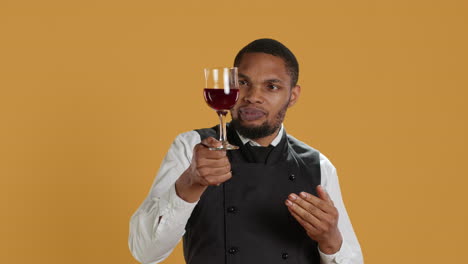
top-left (129, 126), bottom-right (363, 264)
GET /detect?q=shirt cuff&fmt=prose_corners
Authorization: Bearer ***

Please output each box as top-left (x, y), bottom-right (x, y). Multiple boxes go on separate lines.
top-left (167, 182), bottom-right (199, 209)
top-left (318, 241), bottom-right (352, 264)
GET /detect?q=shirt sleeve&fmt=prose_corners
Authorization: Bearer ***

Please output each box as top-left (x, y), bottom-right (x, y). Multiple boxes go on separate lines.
top-left (128, 131), bottom-right (201, 264)
top-left (318, 154), bottom-right (364, 264)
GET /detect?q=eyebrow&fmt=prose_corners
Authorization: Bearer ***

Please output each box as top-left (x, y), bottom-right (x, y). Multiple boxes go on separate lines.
top-left (238, 73), bottom-right (251, 80)
top-left (265, 79), bottom-right (282, 84)
top-left (238, 73), bottom-right (283, 84)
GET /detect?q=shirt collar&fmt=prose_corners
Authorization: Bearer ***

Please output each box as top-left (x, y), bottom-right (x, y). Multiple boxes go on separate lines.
top-left (236, 124), bottom-right (284, 147)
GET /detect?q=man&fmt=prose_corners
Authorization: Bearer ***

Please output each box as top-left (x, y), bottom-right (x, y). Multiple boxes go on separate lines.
top-left (129, 39), bottom-right (363, 264)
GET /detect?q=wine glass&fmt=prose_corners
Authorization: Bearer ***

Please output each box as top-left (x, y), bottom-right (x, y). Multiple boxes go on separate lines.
top-left (203, 67), bottom-right (240, 150)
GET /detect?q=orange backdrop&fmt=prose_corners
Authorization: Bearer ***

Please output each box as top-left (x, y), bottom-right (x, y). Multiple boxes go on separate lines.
top-left (1, 0), bottom-right (467, 263)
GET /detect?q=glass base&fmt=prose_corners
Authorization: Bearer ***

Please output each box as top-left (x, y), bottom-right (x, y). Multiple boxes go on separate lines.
top-left (209, 142), bottom-right (239, 151)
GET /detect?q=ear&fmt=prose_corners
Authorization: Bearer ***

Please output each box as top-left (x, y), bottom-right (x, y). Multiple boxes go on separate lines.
top-left (288, 85), bottom-right (301, 108)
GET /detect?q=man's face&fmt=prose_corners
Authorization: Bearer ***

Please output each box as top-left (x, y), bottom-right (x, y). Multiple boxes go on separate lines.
top-left (230, 52), bottom-right (300, 139)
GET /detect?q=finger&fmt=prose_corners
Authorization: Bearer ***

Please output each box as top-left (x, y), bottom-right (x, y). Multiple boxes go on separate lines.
top-left (317, 185), bottom-right (333, 204)
top-left (298, 191), bottom-right (333, 213)
top-left (290, 193), bottom-right (329, 217)
top-left (198, 156), bottom-right (230, 168)
top-left (287, 205), bottom-right (320, 234)
top-left (296, 192), bottom-right (340, 225)
top-left (198, 164), bottom-right (231, 178)
top-left (285, 195), bottom-right (324, 228)
top-left (203, 171), bottom-right (232, 186)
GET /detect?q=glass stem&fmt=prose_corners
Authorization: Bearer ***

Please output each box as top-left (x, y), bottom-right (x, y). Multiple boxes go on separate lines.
top-left (217, 110), bottom-right (228, 145)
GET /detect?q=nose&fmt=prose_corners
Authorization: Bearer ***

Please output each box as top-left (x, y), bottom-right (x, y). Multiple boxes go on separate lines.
top-left (243, 85), bottom-right (264, 104)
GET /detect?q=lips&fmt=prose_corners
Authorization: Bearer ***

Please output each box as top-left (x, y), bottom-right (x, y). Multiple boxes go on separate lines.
top-left (239, 107), bottom-right (267, 121)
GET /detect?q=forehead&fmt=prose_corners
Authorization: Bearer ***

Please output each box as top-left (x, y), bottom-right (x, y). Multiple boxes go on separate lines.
top-left (237, 52), bottom-right (290, 82)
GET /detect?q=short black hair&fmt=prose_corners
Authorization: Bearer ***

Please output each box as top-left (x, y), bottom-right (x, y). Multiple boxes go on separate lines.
top-left (233, 38), bottom-right (299, 87)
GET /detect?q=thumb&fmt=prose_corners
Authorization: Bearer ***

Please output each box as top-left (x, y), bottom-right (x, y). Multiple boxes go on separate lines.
top-left (317, 185), bottom-right (332, 203)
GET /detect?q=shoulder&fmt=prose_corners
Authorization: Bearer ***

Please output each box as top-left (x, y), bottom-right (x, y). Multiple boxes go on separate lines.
top-left (170, 130), bottom-right (201, 154)
top-left (287, 134), bottom-right (336, 172)
top-left (287, 134), bottom-right (318, 153)
top-left (318, 152), bottom-right (337, 177)
top-left (172, 124), bottom-right (222, 146)
top-left (193, 126), bottom-right (218, 140)
top-left (176, 130), bottom-right (201, 141)
top-left (287, 134), bottom-right (320, 165)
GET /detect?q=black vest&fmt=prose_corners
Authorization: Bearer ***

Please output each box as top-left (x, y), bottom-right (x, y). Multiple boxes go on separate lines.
top-left (183, 124), bottom-right (321, 264)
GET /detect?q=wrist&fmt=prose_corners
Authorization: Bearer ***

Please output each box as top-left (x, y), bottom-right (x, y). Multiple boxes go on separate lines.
top-left (318, 230), bottom-right (343, 255)
top-left (175, 170), bottom-right (206, 203)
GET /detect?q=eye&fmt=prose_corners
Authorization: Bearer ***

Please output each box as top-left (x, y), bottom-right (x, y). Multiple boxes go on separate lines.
top-left (239, 80), bottom-right (248, 86)
top-left (268, 84), bottom-right (279, 90)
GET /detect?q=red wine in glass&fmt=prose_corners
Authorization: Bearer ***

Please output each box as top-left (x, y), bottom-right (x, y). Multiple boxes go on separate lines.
top-left (203, 67), bottom-right (240, 150)
top-left (203, 88), bottom-right (239, 111)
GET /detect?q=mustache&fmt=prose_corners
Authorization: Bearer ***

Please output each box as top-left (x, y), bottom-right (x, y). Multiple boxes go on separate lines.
top-left (238, 106), bottom-right (267, 114)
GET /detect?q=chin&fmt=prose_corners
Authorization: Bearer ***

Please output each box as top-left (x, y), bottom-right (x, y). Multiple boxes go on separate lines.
top-left (239, 119), bottom-right (265, 127)
top-left (235, 118), bottom-right (270, 131)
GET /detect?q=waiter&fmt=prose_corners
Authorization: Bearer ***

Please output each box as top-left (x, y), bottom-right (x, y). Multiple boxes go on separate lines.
top-left (129, 39), bottom-right (363, 264)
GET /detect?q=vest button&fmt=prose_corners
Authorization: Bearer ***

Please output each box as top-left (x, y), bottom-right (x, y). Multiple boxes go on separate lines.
top-left (282, 252), bottom-right (289, 259)
top-left (228, 247), bottom-right (238, 254)
top-left (289, 174), bottom-right (296, 181)
top-left (227, 206), bottom-right (237, 213)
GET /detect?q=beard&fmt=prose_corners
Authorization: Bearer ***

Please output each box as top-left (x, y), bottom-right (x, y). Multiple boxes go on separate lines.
top-left (231, 101), bottom-right (289, 140)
